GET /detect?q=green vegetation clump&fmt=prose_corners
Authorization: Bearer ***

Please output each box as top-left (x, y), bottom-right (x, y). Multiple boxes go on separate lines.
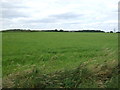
top-left (2, 32), bottom-right (119, 88)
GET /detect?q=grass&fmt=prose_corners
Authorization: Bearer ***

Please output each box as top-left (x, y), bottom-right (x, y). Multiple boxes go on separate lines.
top-left (0, 32), bottom-right (2, 89)
top-left (2, 32), bottom-right (119, 88)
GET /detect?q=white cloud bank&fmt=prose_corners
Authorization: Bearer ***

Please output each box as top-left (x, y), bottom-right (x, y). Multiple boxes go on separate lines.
top-left (1, 0), bottom-right (119, 31)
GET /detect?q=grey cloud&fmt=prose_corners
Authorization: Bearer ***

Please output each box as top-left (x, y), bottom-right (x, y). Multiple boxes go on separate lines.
top-left (51, 12), bottom-right (84, 20)
top-left (64, 21), bottom-right (83, 24)
top-left (2, 0), bottom-right (28, 9)
top-left (2, 8), bottom-right (28, 19)
top-left (25, 12), bottom-right (84, 24)
top-left (2, 0), bottom-right (29, 19)
top-left (35, 18), bottom-right (57, 23)
top-left (25, 17), bottom-right (58, 24)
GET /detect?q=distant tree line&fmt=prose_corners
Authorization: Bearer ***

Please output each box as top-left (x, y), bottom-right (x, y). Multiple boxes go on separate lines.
top-left (41, 29), bottom-right (105, 33)
top-left (1, 29), bottom-right (40, 32)
top-left (115, 32), bottom-right (120, 33)
top-left (1, 29), bottom-right (119, 33)
top-left (74, 30), bottom-right (104, 33)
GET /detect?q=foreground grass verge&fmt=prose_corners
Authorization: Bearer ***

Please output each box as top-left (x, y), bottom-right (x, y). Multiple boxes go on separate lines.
top-left (3, 61), bottom-right (119, 88)
top-left (3, 50), bottom-right (119, 88)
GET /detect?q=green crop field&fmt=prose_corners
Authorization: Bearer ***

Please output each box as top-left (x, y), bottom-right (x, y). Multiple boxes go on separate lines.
top-left (2, 32), bottom-right (119, 88)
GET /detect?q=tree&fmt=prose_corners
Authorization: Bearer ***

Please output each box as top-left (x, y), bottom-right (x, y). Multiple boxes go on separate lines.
top-left (55, 29), bottom-right (58, 32)
top-left (59, 29), bottom-right (63, 32)
top-left (110, 31), bottom-right (113, 33)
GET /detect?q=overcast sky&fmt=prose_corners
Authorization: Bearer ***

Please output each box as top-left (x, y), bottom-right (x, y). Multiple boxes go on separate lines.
top-left (1, 0), bottom-right (119, 31)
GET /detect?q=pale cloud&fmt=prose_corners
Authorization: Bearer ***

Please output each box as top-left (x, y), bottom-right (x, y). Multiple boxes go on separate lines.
top-left (1, 0), bottom-right (119, 31)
